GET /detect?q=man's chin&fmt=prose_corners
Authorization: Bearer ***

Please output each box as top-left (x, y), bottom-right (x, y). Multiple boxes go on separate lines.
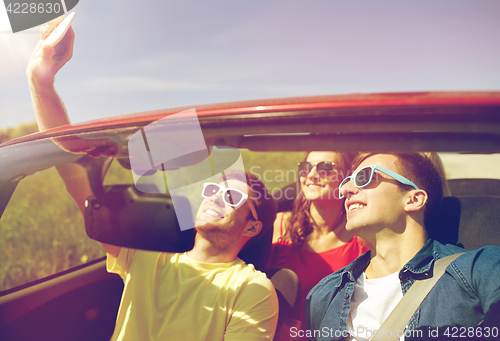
top-left (345, 220), bottom-right (359, 232)
top-left (345, 220), bottom-right (372, 239)
top-left (195, 216), bottom-right (223, 229)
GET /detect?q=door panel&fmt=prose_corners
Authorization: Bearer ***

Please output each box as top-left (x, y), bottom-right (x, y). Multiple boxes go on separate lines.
top-left (0, 259), bottom-right (123, 341)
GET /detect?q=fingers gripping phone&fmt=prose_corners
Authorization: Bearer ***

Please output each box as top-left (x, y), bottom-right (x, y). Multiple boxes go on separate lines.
top-left (35, 12), bottom-right (76, 58)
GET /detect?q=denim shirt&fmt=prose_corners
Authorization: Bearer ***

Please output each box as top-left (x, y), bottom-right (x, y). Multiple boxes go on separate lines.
top-left (304, 239), bottom-right (500, 341)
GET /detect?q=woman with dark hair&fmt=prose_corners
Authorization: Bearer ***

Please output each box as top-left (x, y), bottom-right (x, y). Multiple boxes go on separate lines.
top-left (269, 151), bottom-right (369, 325)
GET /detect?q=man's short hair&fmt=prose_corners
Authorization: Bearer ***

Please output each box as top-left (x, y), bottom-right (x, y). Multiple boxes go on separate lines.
top-left (352, 153), bottom-right (443, 234)
top-left (218, 170), bottom-right (276, 270)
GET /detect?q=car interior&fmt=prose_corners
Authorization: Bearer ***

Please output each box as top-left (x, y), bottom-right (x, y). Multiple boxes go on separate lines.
top-left (0, 97), bottom-right (499, 340)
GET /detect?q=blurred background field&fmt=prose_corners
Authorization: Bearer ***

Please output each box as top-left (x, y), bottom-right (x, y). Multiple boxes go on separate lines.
top-left (0, 167), bottom-right (105, 292)
top-left (0, 122), bottom-right (38, 145)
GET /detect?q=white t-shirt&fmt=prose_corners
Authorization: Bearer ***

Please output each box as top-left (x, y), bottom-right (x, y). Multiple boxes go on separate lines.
top-left (348, 271), bottom-right (404, 341)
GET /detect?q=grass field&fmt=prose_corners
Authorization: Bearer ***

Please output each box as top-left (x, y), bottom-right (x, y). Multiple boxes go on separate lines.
top-left (0, 149), bottom-right (304, 292)
top-left (0, 167), bottom-right (104, 292)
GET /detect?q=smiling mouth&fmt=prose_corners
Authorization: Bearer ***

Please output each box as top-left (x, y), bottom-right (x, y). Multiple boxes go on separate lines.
top-left (306, 184), bottom-right (325, 189)
top-left (348, 203), bottom-right (365, 212)
top-left (204, 208), bottom-right (224, 218)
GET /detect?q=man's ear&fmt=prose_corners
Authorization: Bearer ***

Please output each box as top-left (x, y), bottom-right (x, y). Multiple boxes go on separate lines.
top-left (405, 189), bottom-right (428, 212)
top-left (243, 220), bottom-right (263, 238)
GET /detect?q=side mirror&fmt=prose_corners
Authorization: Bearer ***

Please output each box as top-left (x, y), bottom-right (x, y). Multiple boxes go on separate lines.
top-left (84, 185), bottom-right (195, 252)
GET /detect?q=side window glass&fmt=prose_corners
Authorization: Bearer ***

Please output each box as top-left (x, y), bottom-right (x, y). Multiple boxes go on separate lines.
top-left (0, 166), bottom-right (105, 293)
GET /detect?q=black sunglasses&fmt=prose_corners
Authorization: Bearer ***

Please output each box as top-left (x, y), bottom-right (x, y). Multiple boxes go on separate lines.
top-left (298, 161), bottom-right (336, 177)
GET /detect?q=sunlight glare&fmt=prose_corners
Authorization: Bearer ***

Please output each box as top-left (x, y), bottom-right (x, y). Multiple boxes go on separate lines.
top-left (0, 8), bottom-right (40, 79)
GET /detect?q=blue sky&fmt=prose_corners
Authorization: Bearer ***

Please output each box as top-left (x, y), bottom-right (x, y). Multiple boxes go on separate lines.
top-left (1, 0), bottom-right (500, 129)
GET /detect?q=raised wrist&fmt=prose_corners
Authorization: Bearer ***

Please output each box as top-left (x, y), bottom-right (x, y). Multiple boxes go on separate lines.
top-left (28, 74), bottom-right (56, 94)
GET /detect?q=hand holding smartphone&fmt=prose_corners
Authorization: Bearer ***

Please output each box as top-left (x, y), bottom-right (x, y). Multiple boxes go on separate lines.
top-left (35, 12), bottom-right (76, 58)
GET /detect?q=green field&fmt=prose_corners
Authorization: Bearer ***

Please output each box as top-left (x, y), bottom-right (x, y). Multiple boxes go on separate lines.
top-left (0, 166), bottom-right (105, 291)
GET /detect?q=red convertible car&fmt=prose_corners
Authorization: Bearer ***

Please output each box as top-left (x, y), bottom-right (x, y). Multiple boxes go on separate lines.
top-left (0, 92), bottom-right (499, 340)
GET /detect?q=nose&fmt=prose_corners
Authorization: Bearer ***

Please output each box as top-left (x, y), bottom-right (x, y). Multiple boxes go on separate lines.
top-left (209, 191), bottom-right (225, 207)
top-left (340, 177), bottom-right (358, 199)
top-left (306, 165), bottom-right (320, 180)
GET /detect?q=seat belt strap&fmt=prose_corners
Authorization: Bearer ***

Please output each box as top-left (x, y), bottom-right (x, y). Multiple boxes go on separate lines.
top-left (370, 252), bottom-right (465, 341)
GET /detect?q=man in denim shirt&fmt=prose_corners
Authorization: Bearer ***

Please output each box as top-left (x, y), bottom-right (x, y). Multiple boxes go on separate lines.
top-left (305, 153), bottom-right (500, 341)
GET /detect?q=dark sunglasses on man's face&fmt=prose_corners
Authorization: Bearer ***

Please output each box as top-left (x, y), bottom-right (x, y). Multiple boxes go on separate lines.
top-left (298, 161), bottom-right (336, 178)
top-left (338, 165), bottom-right (419, 199)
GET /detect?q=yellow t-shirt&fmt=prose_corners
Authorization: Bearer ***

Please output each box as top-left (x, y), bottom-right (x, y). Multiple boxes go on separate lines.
top-left (107, 249), bottom-right (278, 341)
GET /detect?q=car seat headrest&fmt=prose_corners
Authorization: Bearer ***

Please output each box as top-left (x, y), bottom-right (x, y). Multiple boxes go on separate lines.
top-left (433, 195), bottom-right (500, 250)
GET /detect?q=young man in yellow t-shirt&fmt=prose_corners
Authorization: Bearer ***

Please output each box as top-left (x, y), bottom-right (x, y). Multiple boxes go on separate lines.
top-left (105, 174), bottom-right (279, 341)
top-left (27, 19), bottom-right (278, 341)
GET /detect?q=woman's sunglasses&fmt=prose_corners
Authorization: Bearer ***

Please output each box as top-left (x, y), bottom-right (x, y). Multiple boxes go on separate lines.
top-left (298, 161), bottom-right (336, 177)
top-left (201, 182), bottom-right (258, 220)
top-left (338, 165), bottom-right (419, 199)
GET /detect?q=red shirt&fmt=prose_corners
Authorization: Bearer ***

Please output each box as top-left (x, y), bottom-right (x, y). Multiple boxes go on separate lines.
top-left (269, 213), bottom-right (370, 323)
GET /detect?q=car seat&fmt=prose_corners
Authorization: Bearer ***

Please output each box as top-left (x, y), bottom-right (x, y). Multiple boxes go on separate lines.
top-left (264, 268), bottom-right (301, 341)
top-left (275, 183), bottom-right (299, 213)
top-left (432, 195), bottom-right (500, 249)
top-left (448, 179), bottom-right (500, 196)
